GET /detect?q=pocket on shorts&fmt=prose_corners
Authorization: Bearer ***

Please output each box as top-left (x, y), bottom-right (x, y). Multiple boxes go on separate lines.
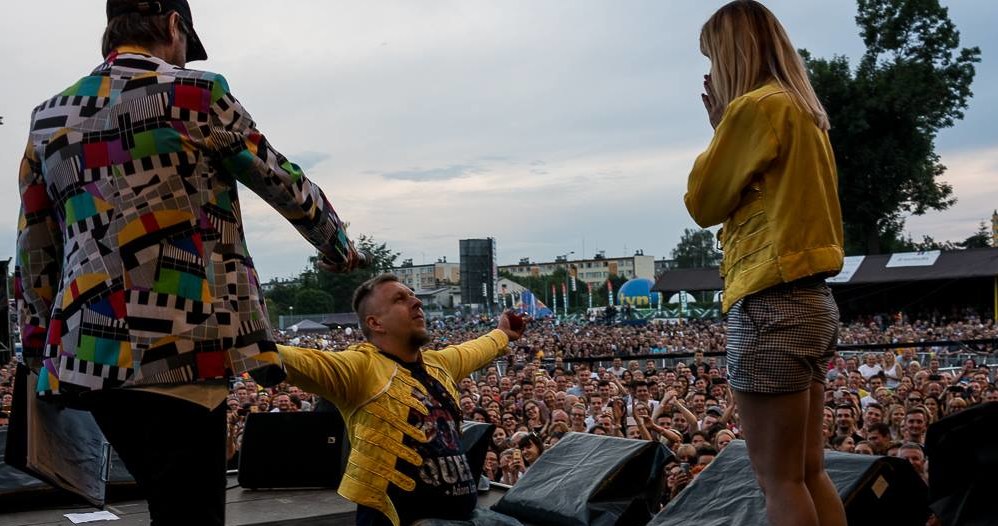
top-left (741, 291), bottom-right (779, 333)
top-left (788, 284), bottom-right (838, 319)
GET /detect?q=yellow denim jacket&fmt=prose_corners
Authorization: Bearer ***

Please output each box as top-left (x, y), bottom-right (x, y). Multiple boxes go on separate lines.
top-left (276, 330), bottom-right (509, 526)
top-left (685, 81), bottom-right (844, 312)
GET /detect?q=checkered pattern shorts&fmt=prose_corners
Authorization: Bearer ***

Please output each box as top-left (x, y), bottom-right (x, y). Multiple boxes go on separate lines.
top-left (726, 281), bottom-right (839, 394)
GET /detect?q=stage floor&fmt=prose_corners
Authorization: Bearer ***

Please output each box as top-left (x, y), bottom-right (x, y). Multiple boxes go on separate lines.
top-left (0, 477), bottom-right (511, 526)
top-left (0, 477), bottom-right (353, 526)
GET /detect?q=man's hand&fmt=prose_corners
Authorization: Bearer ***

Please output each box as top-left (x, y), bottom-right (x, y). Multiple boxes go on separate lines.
top-left (316, 244), bottom-right (369, 273)
top-left (498, 310), bottom-right (528, 342)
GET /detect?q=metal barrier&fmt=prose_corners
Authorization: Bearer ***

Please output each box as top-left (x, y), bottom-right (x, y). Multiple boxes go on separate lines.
top-left (488, 338), bottom-right (997, 375)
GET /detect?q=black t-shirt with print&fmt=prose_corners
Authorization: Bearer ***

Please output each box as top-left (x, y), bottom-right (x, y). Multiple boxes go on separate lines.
top-left (381, 354), bottom-right (478, 524)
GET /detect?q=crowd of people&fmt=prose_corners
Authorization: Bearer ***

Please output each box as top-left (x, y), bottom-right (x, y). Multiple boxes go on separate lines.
top-left (276, 312), bottom-right (998, 360)
top-left (211, 313), bottom-right (997, 506)
top-left (2, 312), bottom-right (995, 508)
top-left (0, 363), bottom-right (12, 428)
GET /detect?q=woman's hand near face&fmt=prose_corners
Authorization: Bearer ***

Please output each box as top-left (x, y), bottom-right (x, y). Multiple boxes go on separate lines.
top-left (701, 74), bottom-right (724, 129)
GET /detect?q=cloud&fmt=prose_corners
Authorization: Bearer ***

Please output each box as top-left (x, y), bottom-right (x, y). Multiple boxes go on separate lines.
top-left (904, 146), bottom-right (998, 242)
top-left (381, 163), bottom-right (483, 182)
top-left (290, 151), bottom-right (332, 171)
top-left (1, 0), bottom-right (995, 284)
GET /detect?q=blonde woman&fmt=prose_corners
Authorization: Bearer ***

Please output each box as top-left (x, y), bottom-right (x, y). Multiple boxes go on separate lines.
top-left (685, 2), bottom-right (846, 525)
top-left (882, 350), bottom-right (903, 389)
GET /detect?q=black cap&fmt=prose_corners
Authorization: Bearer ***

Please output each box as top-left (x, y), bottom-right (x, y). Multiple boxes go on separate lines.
top-left (106, 0), bottom-right (207, 62)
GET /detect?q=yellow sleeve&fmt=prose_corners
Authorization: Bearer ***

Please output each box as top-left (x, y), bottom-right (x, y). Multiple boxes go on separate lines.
top-left (428, 330), bottom-right (509, 381)
top-left (685, 96), bottom-right (779, 227)
top-left (276, 344), bottom-right (364, 409)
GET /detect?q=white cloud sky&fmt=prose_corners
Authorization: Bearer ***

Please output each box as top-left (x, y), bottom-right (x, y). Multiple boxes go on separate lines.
top-left (1, 1), bottom-right (995, 281)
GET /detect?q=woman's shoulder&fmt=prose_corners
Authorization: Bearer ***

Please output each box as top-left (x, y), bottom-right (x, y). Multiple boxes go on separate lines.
top-left (733, 81), bottom-right (791, 111)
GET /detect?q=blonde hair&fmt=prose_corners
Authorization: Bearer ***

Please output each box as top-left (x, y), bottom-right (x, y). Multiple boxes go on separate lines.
top-left (700, 0), bottom-right (829, 130)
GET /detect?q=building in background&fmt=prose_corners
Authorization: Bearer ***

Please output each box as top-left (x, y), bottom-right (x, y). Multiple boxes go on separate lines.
top-left (655, 258), bottom-right (678, 277)
top-left (391, 257), bottom-right (460, 291)
top-left (460, 238), bottom-right (498, 312)
top-left (416, 286), bottom-right (461, 310)
top-left (499, 251), bottom-right (656, 284)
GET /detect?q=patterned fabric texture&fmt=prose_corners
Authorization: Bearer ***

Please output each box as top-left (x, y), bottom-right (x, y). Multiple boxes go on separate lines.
top-left (726, 281), bottom-right (839, 394)
top-left (16, 47), bottom-right (354, 395)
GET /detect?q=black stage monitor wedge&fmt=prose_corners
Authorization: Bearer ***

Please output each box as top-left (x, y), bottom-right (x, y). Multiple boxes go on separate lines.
top-left (460, 421), bottom-right (495, 483)
top-left (926, 402), bottom-right (998, 526)
top-left (651, 440), bottom-right (929, 526)
top-left (238, 411), bottom-right (346, 490)
top-left (492, 432), bottom-right (672, 526)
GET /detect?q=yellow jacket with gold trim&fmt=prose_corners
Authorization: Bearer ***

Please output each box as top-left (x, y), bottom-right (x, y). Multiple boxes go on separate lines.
top-left (276, 329), bottom-right (509, 526)
top-left (685, 81), bottom-right (844, 312)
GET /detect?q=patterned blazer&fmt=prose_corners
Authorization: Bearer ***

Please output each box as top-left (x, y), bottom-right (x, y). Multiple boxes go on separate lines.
top-left (16, 46), bottom-right (354, 395)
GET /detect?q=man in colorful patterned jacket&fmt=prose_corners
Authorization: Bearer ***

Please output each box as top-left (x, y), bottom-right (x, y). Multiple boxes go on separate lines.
top-left (15, 1), bottom-right (359, 522)
top-left (278, 274), bottom-right (526, 526)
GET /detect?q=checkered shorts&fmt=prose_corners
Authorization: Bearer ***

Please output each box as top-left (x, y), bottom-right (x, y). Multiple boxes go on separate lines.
top-left (726, 280), bottom-right (839, 394)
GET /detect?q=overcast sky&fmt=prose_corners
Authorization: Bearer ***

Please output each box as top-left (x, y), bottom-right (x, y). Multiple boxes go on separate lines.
top-left (2, 1), bottom-right (995, 281)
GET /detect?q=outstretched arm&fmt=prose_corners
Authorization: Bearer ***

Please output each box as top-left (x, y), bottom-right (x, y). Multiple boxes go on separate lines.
top-left (432, 311), bottom-right (525, 380)
top-left (719, 387), bottom-right (736, 425)
top-left (276, 345), bottom-right (365, 409)
top-left (202, 74), bottom-right (359, 271)
top-left (674, 399), bottom-right (700, 431)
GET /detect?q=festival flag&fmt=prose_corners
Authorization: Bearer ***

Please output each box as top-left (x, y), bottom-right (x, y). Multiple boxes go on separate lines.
top-left (587, 282), bottom-right (593, 309)
top-left (562, 282), bottom-right (568, 313)
top-left (551, 285), bottom-right (557, 316)
top-left (607, 279), bottom-right (614, 306)
top-left (518, 289), bottom-right (551, 317)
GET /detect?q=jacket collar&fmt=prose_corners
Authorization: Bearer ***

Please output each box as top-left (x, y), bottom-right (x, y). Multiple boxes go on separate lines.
top-left (97, 45), bottom-right (168, 74)
top-left (349, 340), bottom-right (425, 367)
top-left (112, 44), bottom-right (154, 56)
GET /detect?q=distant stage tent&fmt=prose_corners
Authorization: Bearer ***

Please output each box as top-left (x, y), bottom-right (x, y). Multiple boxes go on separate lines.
top-left (286, 319), bottom-right (330, 333)
top-left (652, 248), bottom-right (998, 317)
top-left (321, 313), bottom-right (360, 327)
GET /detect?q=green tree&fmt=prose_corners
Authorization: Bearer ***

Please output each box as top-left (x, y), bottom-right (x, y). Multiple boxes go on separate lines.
top-left (264, 297), bottom-right (282, 326)
top-left (294, 289), bottom-right (336, 314)
top-left (897, 234), bottom-right (954, 252)
top-left (957, 221), bottom-right (992, 249)
top-left (310, 234), bottom-right (400, 312)
top-left (670, 228), bottom-right (722, 268)
top-left (263, 234), bottom-right (400, 316)
top-left (804, 0), bottom-right (980, 254)
top-left (263, 281), bottom-right (300, 314)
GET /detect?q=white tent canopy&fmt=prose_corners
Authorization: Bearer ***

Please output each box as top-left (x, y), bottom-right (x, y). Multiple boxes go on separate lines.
top-left (287, 319), bottom-right (329, 333)
top-left (667, 291), bottom-right (696, 305)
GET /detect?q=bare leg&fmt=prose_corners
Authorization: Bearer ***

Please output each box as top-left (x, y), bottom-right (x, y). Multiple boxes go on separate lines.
top-left (804, 381), bottom-right (847, 526)
top-left (734, 388), bottom-right (819, 526)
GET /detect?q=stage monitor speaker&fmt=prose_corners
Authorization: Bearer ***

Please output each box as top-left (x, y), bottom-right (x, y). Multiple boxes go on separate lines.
top-left (492, 432), bottom-right (672, 526)
top-left (238, 410), bottom-right (346, 490)
top-left (651, 439), bottom-right (929, 526)
top-left (926, 402), bottom-right (998, 526)
top-left (460, 421), bottom-right (495, 483)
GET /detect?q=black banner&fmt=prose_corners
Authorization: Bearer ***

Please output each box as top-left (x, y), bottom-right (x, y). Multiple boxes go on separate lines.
top-left (0, 259), bottom-right (10, 363)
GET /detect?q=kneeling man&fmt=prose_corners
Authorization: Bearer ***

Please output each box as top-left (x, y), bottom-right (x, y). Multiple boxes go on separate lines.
top-left (277, 274), bottom-right (524, 525)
